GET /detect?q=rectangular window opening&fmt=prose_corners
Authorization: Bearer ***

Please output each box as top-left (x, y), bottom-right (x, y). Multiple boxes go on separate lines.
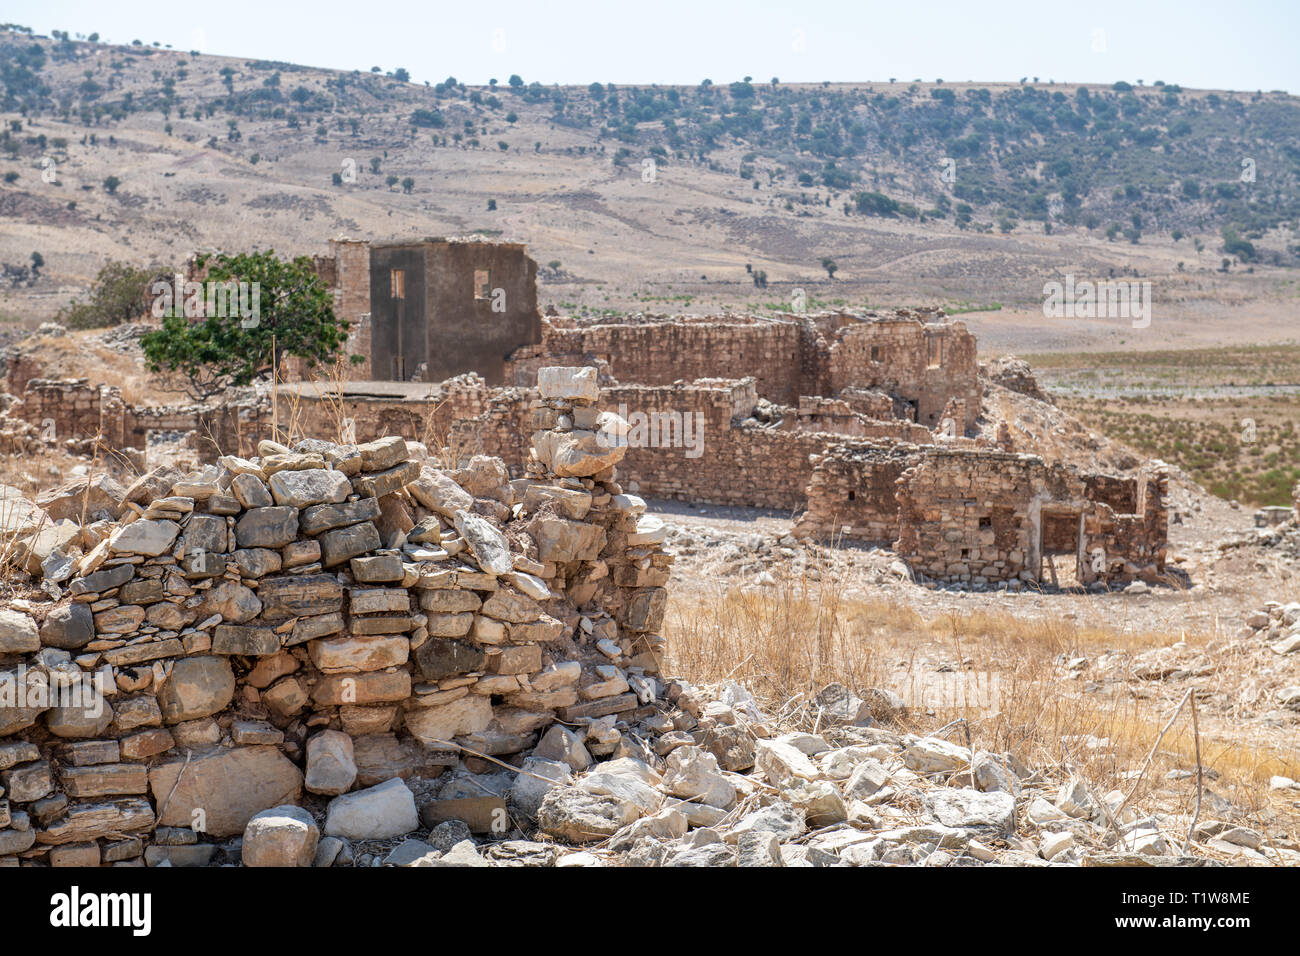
top-left (927, 336), bottom-right (942, 369)
top-left (474, 269), bottom-right (491, 300)
top-left (390, 269), bottom-right (405, 299)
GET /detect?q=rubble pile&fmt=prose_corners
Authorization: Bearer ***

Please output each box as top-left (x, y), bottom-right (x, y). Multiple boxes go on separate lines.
top-left (1240, 600), bottom-right (1300, 657)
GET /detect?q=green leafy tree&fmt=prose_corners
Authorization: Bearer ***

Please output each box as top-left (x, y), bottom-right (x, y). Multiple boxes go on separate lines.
top-left (821, 257), bottom-right (837, 279)
top-left (140, 251), bottom-right (349, 400)
top-left (102, 175), bottom-right (120, 194)
top-left (57, 260), bottom-right (153, 329)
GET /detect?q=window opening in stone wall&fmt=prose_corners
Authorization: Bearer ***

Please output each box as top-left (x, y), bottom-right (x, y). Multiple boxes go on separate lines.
top-left (927, 336), bottom-right (942, 369)
top-left (474, 269), bottom-right (491, 299)
top-left (848, 490), bottom-right (856, 501)
top-left (870, 345), bottom-right (881, 362)
top-left (390, 269), bottom-right (405, 299)
top-left (978, 516), bottom-right (991, 529)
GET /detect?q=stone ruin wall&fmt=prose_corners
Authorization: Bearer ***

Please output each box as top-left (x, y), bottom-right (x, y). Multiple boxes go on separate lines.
top-left (603, 381), bottom-right (828, 511)
top-left (889, 450), bottom-right (1169, 586)
top-left (505, 313), bottom-right (981, 438)
top-left (793, 443), bottom-right (926, 545)
top-left (0, 372), bottom-right (673, 866)
top-left (1077, 469), bottom-right (1168, 586)
top-left (281, 378), bottom-right (872, 513)
top-left (11, 379), bottom-right (272, 472)
top-left (827, 320), bottom-right (981, 433)
top-left (895, 449), bottom-right (1043, 586)
top-left (510, 319), bottom-right (813, 405)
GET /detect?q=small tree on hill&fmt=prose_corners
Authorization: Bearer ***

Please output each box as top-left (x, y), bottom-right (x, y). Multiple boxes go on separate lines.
top-left (140, 250), bottom-right (350, 400)
top-left (57, 260), bottom-right (153, 328)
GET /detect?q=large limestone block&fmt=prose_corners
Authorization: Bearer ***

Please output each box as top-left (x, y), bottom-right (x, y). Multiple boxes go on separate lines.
top-left (257, 574), bottom-right (344, 621)
top-left (404, 695), bottom-right (493, 746)
top-left (531, 430), bottom-right (624, 478)
top-left (269, 468), bottom-right (352, 508)
top-left (235, 506), bottom-right (299, 549)
top-left (0, 608), bottom-right (39, 653)
top-left (408, 469), bottom-right (473, 518)
top-left (305, 730), bottom-right (357, 796)
top-left (453, 510), bottom-right (513, 575)
top-left (148, 746), bottom-right (304, 837)
top-left (309, 634), bottom-right (409, 673)
top-left (537, 366), bottom-right (600, 402)
top-left (108, 519), bottom-right (179, 556)
top-left (37, 474), bottom-right (126, 523)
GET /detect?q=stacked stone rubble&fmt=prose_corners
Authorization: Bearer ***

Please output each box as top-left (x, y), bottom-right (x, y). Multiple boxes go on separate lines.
top-left (0, 366), bottom-right (673, 866)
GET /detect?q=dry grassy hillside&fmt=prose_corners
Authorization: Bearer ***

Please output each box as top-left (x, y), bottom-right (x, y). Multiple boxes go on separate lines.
top-left (0, 32), bottom-right (1296, 357)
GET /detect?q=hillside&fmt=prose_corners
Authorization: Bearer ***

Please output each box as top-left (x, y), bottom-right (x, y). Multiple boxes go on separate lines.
top-left (0, 29), bottom-right (1298, 353)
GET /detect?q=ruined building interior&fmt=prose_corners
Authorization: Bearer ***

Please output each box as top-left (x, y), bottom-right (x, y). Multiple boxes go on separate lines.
top-left (4, 237), bottom-right (1168, 589)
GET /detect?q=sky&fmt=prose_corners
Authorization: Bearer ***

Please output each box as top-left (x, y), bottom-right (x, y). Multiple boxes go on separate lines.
top-left (6, 0), bottom-right (1298, 93)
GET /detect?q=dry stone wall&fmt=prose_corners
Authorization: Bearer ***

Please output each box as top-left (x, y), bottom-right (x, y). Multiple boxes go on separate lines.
top-left (0, 368), bottom-right (673, 866)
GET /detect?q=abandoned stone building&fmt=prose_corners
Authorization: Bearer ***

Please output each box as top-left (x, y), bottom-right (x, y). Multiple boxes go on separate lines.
top-left (2, 237), bottom-right (1168, 588)
top-left (322, 237), bottom-right (540, 385)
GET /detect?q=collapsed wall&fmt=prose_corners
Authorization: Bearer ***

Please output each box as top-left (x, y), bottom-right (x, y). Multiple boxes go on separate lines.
top-left (0, 368), bottom-right (673, 866)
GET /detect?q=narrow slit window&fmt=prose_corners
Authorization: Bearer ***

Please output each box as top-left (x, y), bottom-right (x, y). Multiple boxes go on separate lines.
top-left (870, 345), bottom-right (881, 362)
top-left (474, 269), bottom-right (491, 300)
top-left (926, 336), bottom-right (942, 369)
top-left (390, 269), bottom-right (405, 299)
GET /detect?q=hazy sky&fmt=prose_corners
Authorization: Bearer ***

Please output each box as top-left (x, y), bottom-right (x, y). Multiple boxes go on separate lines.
top-left (8, 0), bottom-right (1298, 93)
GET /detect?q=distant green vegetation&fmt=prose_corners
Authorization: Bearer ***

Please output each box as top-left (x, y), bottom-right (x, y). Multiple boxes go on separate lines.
top-left (1063, 393), bottom-right (1300, 506)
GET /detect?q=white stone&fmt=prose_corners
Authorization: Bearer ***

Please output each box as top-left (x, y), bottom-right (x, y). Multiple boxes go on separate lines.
top-left (242, 805), bottom-right (320, 867)
top-left (903, 737), bottom-right (971, 773)
top-left (537, 366), bottom-right (600, 402)
top-left (324, 778), bottom-right (419, 841)
top-left (1040, 830), bottom-right (1074, 860)
top-left (755, 739), bottom-right (820, 786)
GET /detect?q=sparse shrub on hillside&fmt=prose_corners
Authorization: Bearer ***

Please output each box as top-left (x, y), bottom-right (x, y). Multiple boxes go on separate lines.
top-left (56, 259), bottom-right (153, 329)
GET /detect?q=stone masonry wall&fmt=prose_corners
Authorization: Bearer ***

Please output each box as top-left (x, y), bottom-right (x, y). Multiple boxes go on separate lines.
top-left (895, 449), bottom-right (1044, 585)
top-left (0, 370), bottom-right (672, 866)
top-left (793, 443), bottom-right (926, 545)
top-left (827, 319), bottom-right (981, 433)
top-left (513, 319), bottom-right (810, 405)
